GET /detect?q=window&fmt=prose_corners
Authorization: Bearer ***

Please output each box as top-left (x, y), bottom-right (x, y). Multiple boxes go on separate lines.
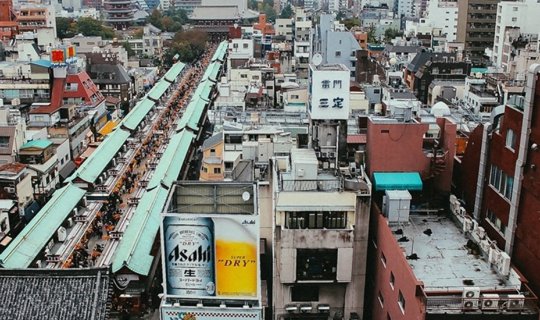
top-left (202, 166), bottom-right (208, 173)
top-left (214, 167), bottom-right (221, 174)
top-left (0, 136), bottom-right (9, 148)
top-left (381, 252), bottom-right (387, 267)
top-left (390, 272), bottom-right (395, 289)
top-left (333, 80), bottom-right (342, 89)
top-left (506, 129), bottom-right (516, 150)
top-left (378, 291), bottom-right (384, 307)
top-left (512, 17), bottom-right (517, 22)
top-left (513, 6), bottom-right (518, 11)
top-left (210, 148), bottom-right (216, 154)
top-left (489, 165), bottom-right (513, 201)
top-left (296, 249), bottom-right (337, 281)
top-left (285, 211), bottom-right (347, 229)
top-left (243, 43), bottom-right (248, 48)
top-left (335, 51), bottom-right (341, 57)
top-left (432, 67), bottom-right (439, 74)
top-left (240, 74), bottom-right (247, 78)
top-left (291, 285), bottom-right (319, 301)
top-left (398, 290), bottom-right (406, 313)
top-left (487, 210), bottom-right (506, 235)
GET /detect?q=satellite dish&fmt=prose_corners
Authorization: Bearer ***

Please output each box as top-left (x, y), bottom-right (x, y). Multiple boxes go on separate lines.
top-left (242, 191), bottom-right (251, 202)
top-left (312, 53), bottom-right (323, 66)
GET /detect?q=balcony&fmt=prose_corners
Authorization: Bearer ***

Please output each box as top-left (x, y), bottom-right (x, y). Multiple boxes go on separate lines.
top-left (279, 228), bottom-right (354, 249)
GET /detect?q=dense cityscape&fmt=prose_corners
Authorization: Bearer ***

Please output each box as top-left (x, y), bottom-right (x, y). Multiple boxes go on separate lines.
top-left (0, 0), bottom-right (538, 319)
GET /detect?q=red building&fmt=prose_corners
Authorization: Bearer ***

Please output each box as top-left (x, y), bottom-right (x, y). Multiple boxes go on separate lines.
top-left (367, 202), bottom-right (539, 320)
top-left (0, 0), bottom-right (17, 43)
top-left (366, 115), bottom-right (456, 194)
top-left (456, 64), bottom-right (540, 299)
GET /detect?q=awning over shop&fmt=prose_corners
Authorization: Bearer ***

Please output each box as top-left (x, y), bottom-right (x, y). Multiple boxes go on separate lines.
top-left (373, 172), bottom-right (423, 191)
top-left (98, 120), bottom-right (117, 136)
top-left (59, 161), bottom-right (77, 180)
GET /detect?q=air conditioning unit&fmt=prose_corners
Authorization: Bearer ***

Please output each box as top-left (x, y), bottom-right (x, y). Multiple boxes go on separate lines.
top-left (480, 239), bottom-right (491, 254)
top-left (81, 196), bottom-right (87, 207)
top-left (463, 287), bottom-right (481, 310)
top-left (497, 251), bottom-right (511, 276)
top-left (507, 294), bottom-right (525, 310)
top-left (459, 207), bottom-right (466, 217)
top-left (488, 247), bottom-right (500, 264)
top-left (481, 294), bottom-right (499, 310)
top-left (4, 186), bottom-right (15, 193)
top-left (67, 218), bottom-right (74, 228)
top-left (463, 217), bottom-right (473, 232)
top-left (72, 208), bottom-right (78, 216)
top-left (315, 151), bottom-right (321, 158)
top-left (328, 152), bottom-right (336, 158)
top-left (57, 226), bottom-right (67, 242)
top-left (472, 219), bottom-right (479, 231)
top-left (476, 226), bottom-right (486, 240)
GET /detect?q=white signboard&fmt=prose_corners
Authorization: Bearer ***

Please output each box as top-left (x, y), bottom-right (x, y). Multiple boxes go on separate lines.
top-left (161, 306), bottom-right (262, 320)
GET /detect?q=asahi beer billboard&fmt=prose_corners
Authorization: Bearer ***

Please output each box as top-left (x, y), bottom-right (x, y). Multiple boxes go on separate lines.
top-left (161, 214), bottom-right (259, 299)
top-left (161, 306), bottom-right (262, 320)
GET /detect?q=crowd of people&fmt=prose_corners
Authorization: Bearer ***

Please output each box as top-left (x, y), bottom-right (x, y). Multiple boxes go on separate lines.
top-left (65, 42), bottom-right (218, 271)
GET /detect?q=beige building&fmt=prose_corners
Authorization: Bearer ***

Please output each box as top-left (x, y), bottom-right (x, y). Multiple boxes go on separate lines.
top-left (199, 132), bottom-right (224, 181)
top-left (272, 148), bottom-right (371, 320)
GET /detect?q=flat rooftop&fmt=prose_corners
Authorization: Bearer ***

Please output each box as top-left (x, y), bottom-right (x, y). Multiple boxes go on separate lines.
top-left (312, 64), bottom-right (349, 71)
top-left (395, 215), bottom-right (522, 292)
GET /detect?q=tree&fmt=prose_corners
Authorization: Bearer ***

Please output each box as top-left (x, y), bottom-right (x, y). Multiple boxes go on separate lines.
top-left (384, 28), bottom-right (404, 42)
top-left (280, 4), bottom-right (293, 18)
top-left (165, 29), bottom-right (208, 65)
top-left (56, 17), bottom-right (76, 39)
top-left (122, 41), bottom-right (136, 58)
top-left (261, 3), bottom-right (277, 22)
top-left (342, 18), bottom-right (360, 30)
top-left (76, 17), bottom-right (116, 39)
top-left (148, 9), bottom-right (163, 29)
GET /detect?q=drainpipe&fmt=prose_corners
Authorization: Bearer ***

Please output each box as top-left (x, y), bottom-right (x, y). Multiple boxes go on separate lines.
top-left (473, 122), bottom-right (491, 221)
top-left (505, 64), bottom-right (540, 255)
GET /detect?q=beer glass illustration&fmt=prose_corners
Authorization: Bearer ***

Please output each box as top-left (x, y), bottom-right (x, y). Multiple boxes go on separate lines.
top-left (165, 217), bottom-right (215, 297)
top-left (214, 217), bottom-right (258, 297)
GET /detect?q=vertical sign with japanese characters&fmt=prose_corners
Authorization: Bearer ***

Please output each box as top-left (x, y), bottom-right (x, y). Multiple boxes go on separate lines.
top-left (309, 64), bottom-right (351, 120)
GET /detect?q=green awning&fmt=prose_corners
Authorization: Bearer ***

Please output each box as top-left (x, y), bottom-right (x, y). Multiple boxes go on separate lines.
top-left (111, 185), bottom-right (170, 275)
top-left (148, 79), bottom-right (171, 101)
top-left (164, 62), bottom-right (186, 83)
top-left (203, 62), bottom-right (222, 82)
top-left (373, 172), bottom-right (423, 191)
top-left (121, 98), bottom-right (155, 131)
top-left (211, 41), bottom-right (228, 62)
top-left (72, 128), bottom-right (130, 183)
top-left (0, 184), bottom-right (86, 268)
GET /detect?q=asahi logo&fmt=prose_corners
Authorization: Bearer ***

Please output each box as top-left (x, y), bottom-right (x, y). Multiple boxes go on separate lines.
top-left (168, 245), bottom-right (212, 263)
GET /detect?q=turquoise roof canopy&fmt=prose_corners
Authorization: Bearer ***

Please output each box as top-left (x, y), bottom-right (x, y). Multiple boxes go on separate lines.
top-left (373, 172), bottom-right (423, 191)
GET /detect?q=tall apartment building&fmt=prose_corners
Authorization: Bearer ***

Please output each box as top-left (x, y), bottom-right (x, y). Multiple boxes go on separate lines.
top-left (16, 5), bottom-right (55, 36)
top-left (425, 0), bottom-right (458, 42)
top-left (456, 0), bottom-right (499, 65)
top-left (492, 0), bottom-right (540, 68)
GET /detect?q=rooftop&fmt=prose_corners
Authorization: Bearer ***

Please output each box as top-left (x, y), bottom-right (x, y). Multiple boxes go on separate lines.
top-left (395, 214), bottom-right (522, 291)
top-left (0, 268), bottom-right (111, 320)
top-left (20, 139), bottom-right (52, 150)
top-left (312, 63), bottom-right (350, 72)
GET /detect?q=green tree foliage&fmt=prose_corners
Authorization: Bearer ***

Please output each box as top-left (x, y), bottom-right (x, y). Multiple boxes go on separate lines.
top-left (56, 17), bottom-right (116, 39)
top-left (248, 0), bottom-right (258, 10)
top-left (56, 17), bottom-right (76, 39)
top-left (384, 28), bottom-right (404, 41)
top-left (259, 0), bottom-right (277, 22)
top-left (122, 41), bottom-right (136, 58)
top-left (280, 4), bottom-right (293, 18)
top-left (164, 29), bottom-right (208, 65)
top-left (147, 8), bottom-right (187, 32)
top-left (77, 17), bottom-right (116, 38)
top-left (342, 18), bottom-right (360, 30)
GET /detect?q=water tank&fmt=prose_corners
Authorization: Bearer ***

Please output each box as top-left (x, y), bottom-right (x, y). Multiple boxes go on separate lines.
top-left (394, 105), bottom-right (413, 122)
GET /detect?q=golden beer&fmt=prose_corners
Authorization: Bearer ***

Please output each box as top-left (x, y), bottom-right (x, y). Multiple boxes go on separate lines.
top-left (214, 218), bottom-right (258, 297)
